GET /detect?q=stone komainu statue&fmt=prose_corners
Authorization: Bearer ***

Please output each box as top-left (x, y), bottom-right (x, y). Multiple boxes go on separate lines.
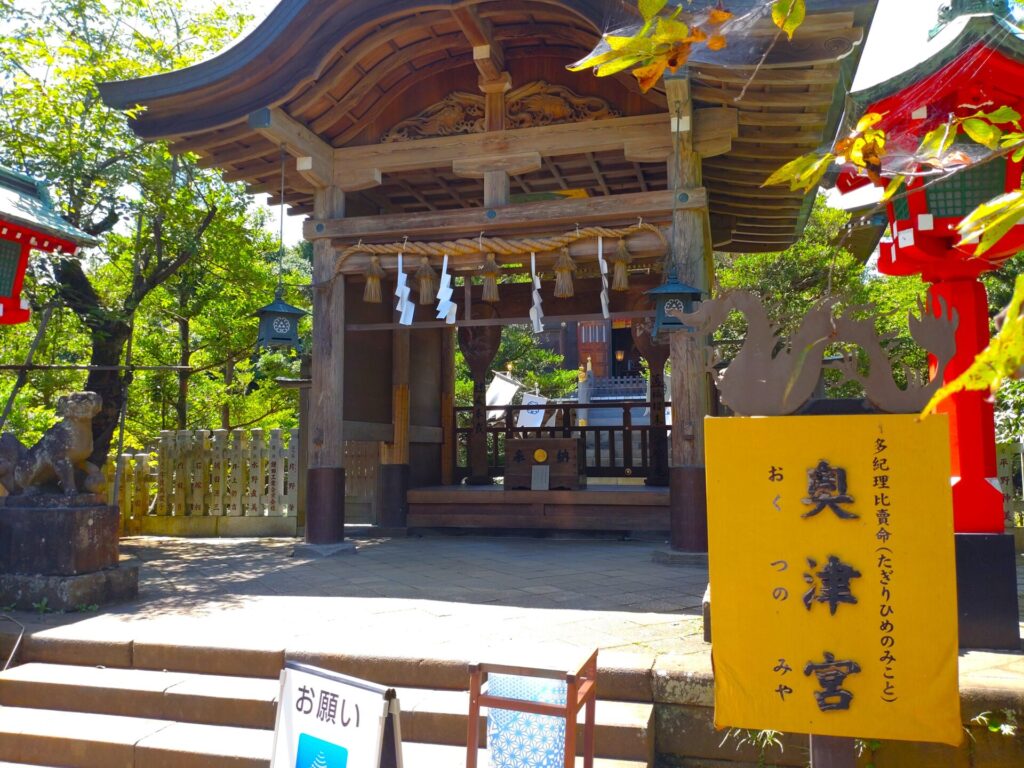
top-left (0, 391), bottom-right (105, 497)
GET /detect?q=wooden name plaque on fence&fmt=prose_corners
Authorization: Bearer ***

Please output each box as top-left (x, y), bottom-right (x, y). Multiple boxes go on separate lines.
top-left (504, 438), bottom-right (586, 491)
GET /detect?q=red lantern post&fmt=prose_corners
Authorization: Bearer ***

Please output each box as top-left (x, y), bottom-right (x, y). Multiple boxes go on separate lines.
top-left (845, 37), bottom-right (1024, 535)
top-left (839, 14), bottom-right (1024, 648)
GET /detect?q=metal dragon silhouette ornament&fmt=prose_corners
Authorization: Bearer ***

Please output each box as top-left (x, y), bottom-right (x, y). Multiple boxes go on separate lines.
top-left (668, 291), bottom-right (958, 416)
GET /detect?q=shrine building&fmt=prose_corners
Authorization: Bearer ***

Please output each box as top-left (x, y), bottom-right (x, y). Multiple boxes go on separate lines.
top-left (100, 0), bottom-right (878, 546)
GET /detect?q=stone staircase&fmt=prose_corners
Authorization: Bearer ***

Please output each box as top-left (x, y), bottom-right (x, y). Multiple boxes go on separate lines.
top-left (0, 639), bottom-right (655, 768)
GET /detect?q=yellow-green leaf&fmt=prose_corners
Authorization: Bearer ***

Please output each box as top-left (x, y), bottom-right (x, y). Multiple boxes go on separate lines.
top-left (566, 48), bottom-right (620, 72)
top-left (764, 152), bottom-right (835, 192)
top-left (919, 122), bottom-right (956, 157)
top-left (980, 105), bottom-right (1022, 125)
top-left (923, 273), bottom-right (1024, 414)
top-left (882, 175), bottom-right (905, 202)
top-left (652, 17), bottom-right (690, 43)
top-left (855, 112), bottom-right (884, 133)
top-left (595, 53), bottom-right (649, 77)
top-left (961, 117), bottom-right (1002, 150)
top-left (792, 153), bottom-right (834, 192)
top-left (762, 152), bottom-right (821, 188)
top-left (772, 0), bottom-right (806, 40)
top-left (639, 0), bottom-right (668, 22)
top-left (956, 189), bottom-right (1024, 256)
top-left (605, 34), bottom-right (641, 52)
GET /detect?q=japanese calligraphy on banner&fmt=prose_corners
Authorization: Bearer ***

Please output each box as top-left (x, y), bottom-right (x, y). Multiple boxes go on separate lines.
top-left (271, 662), bottom-right (403, 768)
top-left (705, 414), bottom-right (961, 746)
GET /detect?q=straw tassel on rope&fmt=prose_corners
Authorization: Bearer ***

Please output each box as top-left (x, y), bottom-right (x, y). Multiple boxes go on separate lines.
top-left (553, 247), bottom-right (576, 298)
top-left (414, 257), bottom-right (438, 304)
top-left (481, 253), bottom-right (500, 303)
top-left (363, 256), bottom-right (385, 303)
top-left (609, 239), bottom-right (633, 291)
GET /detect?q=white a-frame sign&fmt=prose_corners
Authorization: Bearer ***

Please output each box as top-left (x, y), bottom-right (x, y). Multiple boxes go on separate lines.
top-left (271, 661), bottom-right (403, 768)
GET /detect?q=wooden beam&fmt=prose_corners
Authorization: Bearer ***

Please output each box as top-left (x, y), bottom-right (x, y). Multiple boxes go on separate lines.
top-left (452, 152), bottom-right (542, 178)
top-left (625, 106), bottom-right (736, 161)
top-left (248, 107), bottom-right (333, 188)
top-left (693, 66), bottom-right (840, 86)
top-left (330, 112), bottom-right (735, 177)
top-left (452, 6), bottom-right (505, 81)
top-left (304, 188), bottom-right (704, 242)
top-left (693, 85), bottom-right (834, 109)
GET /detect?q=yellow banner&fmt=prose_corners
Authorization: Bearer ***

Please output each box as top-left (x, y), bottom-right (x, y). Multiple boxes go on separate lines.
top-left (705, 414), bottom-right (961, 745)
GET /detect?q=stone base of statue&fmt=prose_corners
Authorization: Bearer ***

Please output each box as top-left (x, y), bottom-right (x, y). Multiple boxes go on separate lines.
top-left (0, 495), bottom-right (138, 611)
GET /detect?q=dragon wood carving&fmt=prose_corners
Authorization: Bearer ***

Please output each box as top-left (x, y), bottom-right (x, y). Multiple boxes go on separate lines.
top-left (834, 298), bottom-right (958, 413)
top-left (380, 81), bottom-right (619, 142)
top-left (668, 291), bottom-right (959, 416)
top-left (671, 291), bottom-right (839, 416)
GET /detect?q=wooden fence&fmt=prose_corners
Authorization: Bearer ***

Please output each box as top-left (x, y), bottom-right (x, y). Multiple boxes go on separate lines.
top-left (107, 428), bottom-right (300, 523)
top-left (997, 442), bottom-right (1024, 527)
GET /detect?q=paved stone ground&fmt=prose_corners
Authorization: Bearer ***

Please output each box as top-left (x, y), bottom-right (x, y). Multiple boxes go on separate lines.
top-left (7, 536), bottom-right (709, 670)
top-left (6, 535), bottom-right (1023, 686)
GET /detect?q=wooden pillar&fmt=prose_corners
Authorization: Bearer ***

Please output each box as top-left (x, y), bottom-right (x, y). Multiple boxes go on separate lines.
top-left (296, 356), bottom-right (310, 529)
top-left (665, 74), bottom-right (711, 551)
top-left (379, 328), bottom-right (410, 526)
top-left (455, 72), bottom-right (510, 486)
top-left (307, 185), bottom-right (347, 544)
top-left (441, 328), bottom-right (456, 484)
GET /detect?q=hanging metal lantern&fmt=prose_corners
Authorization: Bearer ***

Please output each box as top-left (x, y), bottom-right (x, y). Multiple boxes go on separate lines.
top-left (256, 286), bottom-right (307, 351)
top-left (255, 147), bottom-right (307, 351)
top-left (645, 269), bottom-right (702, 340)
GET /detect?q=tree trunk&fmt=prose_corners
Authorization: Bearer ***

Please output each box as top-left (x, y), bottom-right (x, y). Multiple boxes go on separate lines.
top-left (221, 358), bottom-right (233, 430)
top-left (83, 320), bottom-right (131, 467)
top-left (176, 314), bottom-right (190, 430)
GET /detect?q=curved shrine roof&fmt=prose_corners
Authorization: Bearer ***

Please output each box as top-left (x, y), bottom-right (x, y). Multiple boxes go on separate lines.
top-left (100, 0), bottom-right (878, 256)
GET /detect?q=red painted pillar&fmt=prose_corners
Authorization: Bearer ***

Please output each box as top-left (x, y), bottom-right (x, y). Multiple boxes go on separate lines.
top-left (929, 278), bottom-right (1003, 534)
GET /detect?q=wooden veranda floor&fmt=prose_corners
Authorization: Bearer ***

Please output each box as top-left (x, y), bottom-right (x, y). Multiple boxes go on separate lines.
top-left (407, 483), bottom-right (670, 531)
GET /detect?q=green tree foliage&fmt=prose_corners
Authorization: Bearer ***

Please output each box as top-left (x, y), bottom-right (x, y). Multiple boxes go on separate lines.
top-left (455, 325), bottom-right (579, 408)
top-left (0, 0), bottom-right (308, 456)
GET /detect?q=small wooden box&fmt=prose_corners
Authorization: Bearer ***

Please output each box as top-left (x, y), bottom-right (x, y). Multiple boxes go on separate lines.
top-left (504, 438), bottom-right (586, 490)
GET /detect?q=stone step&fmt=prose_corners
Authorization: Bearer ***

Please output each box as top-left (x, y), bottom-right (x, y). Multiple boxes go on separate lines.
top-left (0, 663), bottom-right (653, 761)
top-left (0, 663), bottom-right (278, 729)
top-left (11, 634), bottom-right (655, 702)
top-left (0, 706), bottom-right (651, 768)
top-left (0, 705), bottom-right (273, 768)
top-left (400, 686), bottom-right (654, 762)
top-left (404, 742), bottom-right (649, 768)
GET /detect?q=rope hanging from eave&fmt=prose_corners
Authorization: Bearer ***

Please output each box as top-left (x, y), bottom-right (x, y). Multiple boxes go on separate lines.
top-left (333, 222), bottom-right (667, 275)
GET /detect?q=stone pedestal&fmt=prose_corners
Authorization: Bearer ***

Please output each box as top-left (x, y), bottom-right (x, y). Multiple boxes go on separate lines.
top-left (0, 495), bottom-right (138, 611)
top-left (955, 533), bottom-right (1021, 650)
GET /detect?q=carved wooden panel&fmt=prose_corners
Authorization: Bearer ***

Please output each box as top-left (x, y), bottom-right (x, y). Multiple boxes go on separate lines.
top-left (381, 81), bottom-right (620, 143)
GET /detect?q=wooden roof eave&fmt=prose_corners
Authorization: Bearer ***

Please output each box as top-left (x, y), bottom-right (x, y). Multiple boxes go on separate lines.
top-left (97, 0), bottom-right (614, 139)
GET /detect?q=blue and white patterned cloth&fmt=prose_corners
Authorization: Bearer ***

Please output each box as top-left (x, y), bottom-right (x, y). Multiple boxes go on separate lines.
top-left (487, 674), bottom-right (568, 768)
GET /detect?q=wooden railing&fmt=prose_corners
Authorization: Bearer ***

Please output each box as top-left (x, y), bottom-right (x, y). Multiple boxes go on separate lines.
top-left (106, 428), bottom-right (300, 520)
top-left (997, 442), bottom-right (1024, 527)
top-left (454, 401), bottom-right (668, 479)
